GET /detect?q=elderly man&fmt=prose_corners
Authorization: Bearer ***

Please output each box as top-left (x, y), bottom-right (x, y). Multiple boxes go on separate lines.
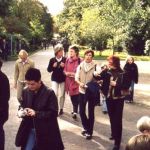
top-left (0, 59), bottom-right (10, 150)
top-left (14, 49), bottom-right (34, 103)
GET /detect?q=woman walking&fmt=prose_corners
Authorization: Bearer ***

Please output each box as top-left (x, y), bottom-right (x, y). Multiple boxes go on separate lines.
top-left (64, 45), bottom-right (81, 119)
top-left (123, 56), bottom-right (138, 103)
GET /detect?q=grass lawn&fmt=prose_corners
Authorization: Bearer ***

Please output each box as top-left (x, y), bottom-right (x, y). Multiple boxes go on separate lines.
top-left (79, 49), bottom-right (150, 61)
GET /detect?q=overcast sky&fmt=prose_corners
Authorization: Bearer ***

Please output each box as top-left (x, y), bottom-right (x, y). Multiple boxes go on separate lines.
top-left (39, 0), bottom-right (64, 15)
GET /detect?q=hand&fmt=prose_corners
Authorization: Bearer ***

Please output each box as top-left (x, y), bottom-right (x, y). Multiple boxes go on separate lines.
top-left (25, 108), bottom-right (36, 117)
top-left (93, 71), bottom-right (100, 76)
top-left (60, 62), bottom-right (65, 68)
top-left (65, 72), bottom-right (72, 77)
top-left (79, 82), bottom-right (85, 88)
top-left (110, 81), bottom-right (116, 86)
top-left (53, 62), bottom-right (57, 67)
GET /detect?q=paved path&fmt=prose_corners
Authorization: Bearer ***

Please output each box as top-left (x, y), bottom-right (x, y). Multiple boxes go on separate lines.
top-left (2, 47), bottom-right (150, 150)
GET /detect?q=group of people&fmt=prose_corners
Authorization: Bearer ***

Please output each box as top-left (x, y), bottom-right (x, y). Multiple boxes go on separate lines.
top-left (0, 42), bottom-right (148, 150)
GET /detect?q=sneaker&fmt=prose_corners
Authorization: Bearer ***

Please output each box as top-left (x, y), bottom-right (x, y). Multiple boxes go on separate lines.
top-left (59, 109), bottom-right (63, 115)
top-left (85, 133), bottom-right (92, 140)
top-left (81, 130), bottom-right (87, 136)
top-left (72, 113), bottom-right (77, 119)
top-left (102, 111), bottom-right (108, 114)
top-left (71, 111), bottom-right (74, 114)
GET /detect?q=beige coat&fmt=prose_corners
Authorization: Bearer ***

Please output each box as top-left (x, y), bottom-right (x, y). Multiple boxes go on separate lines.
top-left (14, 58), bottom-right (34, 85)
top-left (75, 61), bottom-right (97, 94)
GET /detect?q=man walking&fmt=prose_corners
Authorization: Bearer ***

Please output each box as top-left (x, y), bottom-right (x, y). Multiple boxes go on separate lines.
top-left (15, 68), bottom-right (64, 150)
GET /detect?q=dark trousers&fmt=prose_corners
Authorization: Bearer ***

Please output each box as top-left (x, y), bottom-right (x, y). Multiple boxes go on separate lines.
top-left (79, 93), bottom-right (95, 135)
top-left (106, 98), bottom-right (124, 146)
top-left (0, 123), bottom-right (5, 150)
top-left (70, 94), bottom-right (79, 113)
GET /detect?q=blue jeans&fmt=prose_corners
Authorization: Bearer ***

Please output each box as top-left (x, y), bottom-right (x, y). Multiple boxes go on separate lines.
top-left (125, 81), bottom-right (134, 102)
top-left (101, 94), bottom-right (107, 112)
top-left (25, 129), bottom-right (36, 150)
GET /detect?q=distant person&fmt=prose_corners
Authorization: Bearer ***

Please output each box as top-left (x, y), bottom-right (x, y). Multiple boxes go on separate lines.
top-left (14, 50), bottom-right (34, 103)
top-left (61, 38), bottom-right (69, 56)
top-left (125, 134), bottom-right (150, 150)
top-left (0, 59), bottom-right (10, 150)
top-left (0, 37), bottom-right (3, 58)
top-left (1, 38), bottom-right (9, 61)
top-left (64, 45), bottom-right (81, 119)
top-left (15, 68), bottom-right (64, 150)
top-left (47, 44), bottom-right (66, 115)
top-left (123, 56), bottom-right (138, 103)
top-left (136, 116), bottom-right (150, 134)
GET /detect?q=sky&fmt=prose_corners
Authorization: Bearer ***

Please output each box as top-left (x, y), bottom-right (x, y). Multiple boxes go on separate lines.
top-left (39, 0), bottom-right (64, 15)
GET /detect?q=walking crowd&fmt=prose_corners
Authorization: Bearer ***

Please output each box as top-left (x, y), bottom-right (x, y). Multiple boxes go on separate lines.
top-left (0, 43), bottom-right (150, 150)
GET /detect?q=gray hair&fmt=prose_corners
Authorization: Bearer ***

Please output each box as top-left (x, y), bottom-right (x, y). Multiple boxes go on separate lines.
top-left (137, 116), bottom-right (150, 133)
top-left (54, 44), bottom-right (64, 55)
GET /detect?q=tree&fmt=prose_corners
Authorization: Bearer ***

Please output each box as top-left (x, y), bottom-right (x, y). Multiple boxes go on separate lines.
top-left (0, 0), bottom-right (13, 17)
top-left (144, 40), bottom-right (150, 55)
top-left (124, 2), bottom-right (150, 55)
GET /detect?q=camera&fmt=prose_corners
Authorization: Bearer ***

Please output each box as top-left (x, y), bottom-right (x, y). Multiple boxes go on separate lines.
top-left (17, 108), bottom-right (28, 118)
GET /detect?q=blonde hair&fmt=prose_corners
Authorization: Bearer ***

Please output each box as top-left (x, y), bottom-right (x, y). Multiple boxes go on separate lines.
top-left (126, 55), bottom-right (134, 63)
top-left (18, 49), bottom-right (28, 59)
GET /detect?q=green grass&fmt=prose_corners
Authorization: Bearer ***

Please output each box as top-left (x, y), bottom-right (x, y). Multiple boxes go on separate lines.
top-left (79, 49), bottom-right (150, 61)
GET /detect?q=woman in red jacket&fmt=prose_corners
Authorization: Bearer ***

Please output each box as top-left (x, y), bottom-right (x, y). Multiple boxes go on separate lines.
top-left (64, 45), bottom-right (82, 119)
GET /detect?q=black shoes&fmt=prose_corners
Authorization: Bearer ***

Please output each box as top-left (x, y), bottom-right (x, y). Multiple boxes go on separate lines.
top-left (81, 130), bottom-right (92, 140)
top-left (85, 133), bottom-right (92, 140)
top-left (112, 145), bottom-right (120, 150)
top-left (81, 130), bottom-right (87, 136)
top-left (59, 109), bottom-right (63, 115)
top-left (102, 111), bottom-right (108, 114)
top-left (72, 112), bottom-right (77, 119)
top-left (109, 136), bottom-right (114, 140)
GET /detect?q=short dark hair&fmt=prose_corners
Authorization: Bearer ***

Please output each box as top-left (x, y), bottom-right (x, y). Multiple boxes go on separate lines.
top-left (69, 45), bottom-right (79, 55)
top-left (25, 68), bottom-right (41, 82)
top-left (84, 50), bottom-right (94, 57)
top-left (0, 58), bottom-right (3, 69)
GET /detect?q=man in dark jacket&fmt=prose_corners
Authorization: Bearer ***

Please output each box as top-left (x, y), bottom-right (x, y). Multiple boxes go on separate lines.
top-left (0, 59), bottom-right (10, 150)
top-left (15, 68), bottom-right (64, 150)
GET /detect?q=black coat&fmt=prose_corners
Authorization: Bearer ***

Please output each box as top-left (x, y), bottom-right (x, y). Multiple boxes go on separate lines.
top-left (15, 83), bottom-right (64, 150)
top-left (0, 71), bottom-right (10, 124)
top-left (47, 57), bottom-right (66, 83)
top-left (85, 81), bottom-right (100, 106)
top-left (123, 63), bottom-right (138, 83)
top-left (95, 68), bottom-right (127, 99)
